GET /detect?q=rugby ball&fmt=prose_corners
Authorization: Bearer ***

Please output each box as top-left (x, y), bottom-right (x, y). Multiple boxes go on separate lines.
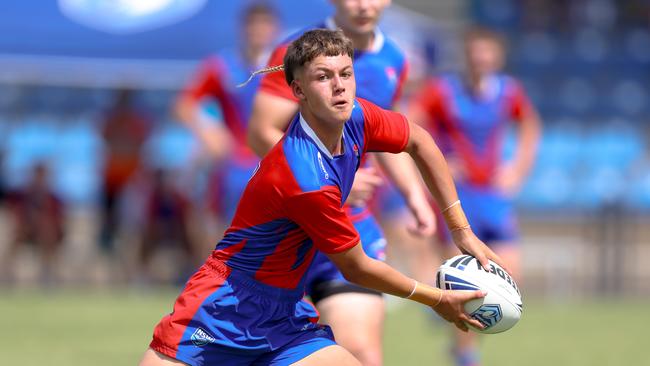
top-left (436, 254), bottom-right (522, 334)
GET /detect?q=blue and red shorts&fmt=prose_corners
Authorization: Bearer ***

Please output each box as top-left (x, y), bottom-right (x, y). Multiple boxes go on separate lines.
top-left (438, 182), bottom-right (519, 246)
top-left (149, 257), bottom-right (335, 366)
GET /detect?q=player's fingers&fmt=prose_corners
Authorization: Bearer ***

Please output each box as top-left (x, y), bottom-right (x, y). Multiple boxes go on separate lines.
top-left (460, 314), bottom-right (484, 330)
top-left (475, 250), bottom-right (491, 272)
top-left (461, 290), bottom-right (487, 302)
top-left (364, 174), bottom-right (384, 187)
top-left (486, 249), bottom-right (511, 275)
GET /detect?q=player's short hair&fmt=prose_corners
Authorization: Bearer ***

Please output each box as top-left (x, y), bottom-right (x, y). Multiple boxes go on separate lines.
top-left (463, 26), bottom-right (506, 50)
top-left (237, 29), bottom-right (354, 88)
top-left (283, 29), bottom-right (354, 85)
top-left (242, 1), bottom-right (277, 23)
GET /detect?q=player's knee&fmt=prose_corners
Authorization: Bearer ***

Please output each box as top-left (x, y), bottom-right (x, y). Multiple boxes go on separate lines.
top-left (342, 339), bottom-right (382, 366)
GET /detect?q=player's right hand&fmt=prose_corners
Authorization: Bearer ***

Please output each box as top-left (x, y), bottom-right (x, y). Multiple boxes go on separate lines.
top-left (347, 167), bottom-right (383, 207)
top-left (432, 289), bottom-right (487, 332)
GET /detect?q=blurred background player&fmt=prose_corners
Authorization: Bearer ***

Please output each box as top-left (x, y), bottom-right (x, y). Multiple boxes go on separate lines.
top-left (247, 0), bottom-right (435, 364)
top-left (99, 89), bottom-right (151, 257)
top-left (409, 26), bottom-right (541, 366)
top-left (174, 2), bottom-right (279, 229)
top-left (2, 162), bottom-right (65, 286)
top-left (136, 167), bottom-right (201, 285)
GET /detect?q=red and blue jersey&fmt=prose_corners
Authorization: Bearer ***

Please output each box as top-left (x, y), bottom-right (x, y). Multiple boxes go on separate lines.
top-left (212, 98), bottom-right (409, 290)
top-left (414, 73), bottom-right (533, 186)
top-left (259, 18), bottom-right (408, 222)
top-left (182, 48), bottom-right (265, 163)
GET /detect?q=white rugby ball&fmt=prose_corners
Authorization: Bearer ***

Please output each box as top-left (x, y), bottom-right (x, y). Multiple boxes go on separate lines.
top-left (436, 254), bottom-right (522, 334)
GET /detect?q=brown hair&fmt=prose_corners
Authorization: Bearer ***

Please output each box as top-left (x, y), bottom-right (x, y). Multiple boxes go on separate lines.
top-left (283, 28), bottom-right (354, 85)
top-left (237, 29), bottom-right (353, 88)
top-left (242, 2), bottom-right (277, 23)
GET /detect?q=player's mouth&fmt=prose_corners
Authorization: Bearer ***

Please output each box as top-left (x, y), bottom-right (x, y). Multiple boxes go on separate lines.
top-left (332, 100), bottom-right (349, 109)
top-left (353, 16), bottom-right (374, 27)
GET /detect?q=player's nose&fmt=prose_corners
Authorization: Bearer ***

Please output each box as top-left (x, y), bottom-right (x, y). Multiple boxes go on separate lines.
top-left (332, 75), bottom-right (345, 93)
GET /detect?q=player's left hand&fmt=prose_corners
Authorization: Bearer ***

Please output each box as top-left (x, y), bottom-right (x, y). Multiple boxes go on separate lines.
top-left (405, 194), bottom-right (436, 237)
top-left (494, 162), bottom-right (523, 197)
top-left (450, 227), bottom-right (511, 276)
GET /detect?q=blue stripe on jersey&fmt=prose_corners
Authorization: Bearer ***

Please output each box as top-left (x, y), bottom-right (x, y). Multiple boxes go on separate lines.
top-left (217, 219), bottom-right (300, 273)
top-left (291, 239), bottom-right (314, 271)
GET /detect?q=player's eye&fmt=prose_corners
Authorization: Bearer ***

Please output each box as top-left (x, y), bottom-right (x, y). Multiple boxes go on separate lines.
top-left (341, 71), bottom-right (352, 79)
top-left (317, 74), bottom-right (329, 81)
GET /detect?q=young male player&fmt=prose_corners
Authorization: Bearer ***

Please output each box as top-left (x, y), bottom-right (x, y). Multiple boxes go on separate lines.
top-left (247, 2), bottom-right (433, 363)
top-left (175, 3), bottom-right (278, 222)
top-left (410, 27), bottom-right (541, 366)
top-left (140, 29), bottom-right (504, 366)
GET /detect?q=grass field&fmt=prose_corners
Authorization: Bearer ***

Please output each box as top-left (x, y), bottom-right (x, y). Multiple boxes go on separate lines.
top-left (1, 289), bottom-right (648, 366)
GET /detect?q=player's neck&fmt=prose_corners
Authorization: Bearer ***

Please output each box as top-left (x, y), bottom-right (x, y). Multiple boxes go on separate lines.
top-left (466, 72), bottom-right (487, 95)
top-left (243, 45), bottom-right (264, 66)
top-left (300, 110), bottom-right (345, 156)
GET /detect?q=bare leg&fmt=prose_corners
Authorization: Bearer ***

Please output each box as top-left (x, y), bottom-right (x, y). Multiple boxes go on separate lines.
top-left (138, 348), bottom-right (188, 366)
top-left (317, 293), bottom-right (384, 366)
top-left (292, 345), bottom-right (360, 366)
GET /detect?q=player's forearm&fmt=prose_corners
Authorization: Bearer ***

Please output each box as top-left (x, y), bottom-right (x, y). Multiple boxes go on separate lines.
top-left (247, 124), bottom-right (284, 157)
top-left (248, 92), bottom-right (298, 158)
top-left (512, 113), bottom-right (541, 179)
top-left (405, 123), bottom-right (460, 213)
top-left (375, 152), bottom-right (428, 207)
top-left (175, 97), bottom-right (232, 158)
top-left (331, 247), bottom-right (441, 306)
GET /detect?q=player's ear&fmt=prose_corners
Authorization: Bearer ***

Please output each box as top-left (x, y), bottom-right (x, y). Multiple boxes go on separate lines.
top-left (291, 79), bottom-right (306, 100)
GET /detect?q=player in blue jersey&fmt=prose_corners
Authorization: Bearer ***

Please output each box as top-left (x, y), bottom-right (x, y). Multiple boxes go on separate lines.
top-left (175, 3), bottom-right (279, 223)
top-left (140, 29), bottom-right (505, 366)
top-left (410, 27), bottom-right (541, 366)
top-left (247, 2), bottom-right (434, 363)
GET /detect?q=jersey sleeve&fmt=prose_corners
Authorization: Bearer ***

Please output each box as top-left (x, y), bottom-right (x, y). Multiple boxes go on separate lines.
top-left (181, 57), bottom-right (225, 102)
top-left (285, 187), bottom-right (360, 254)
top-left (508, 80), bottom-right (534, 122)
top-left (258, 44), bottom-right (298, 102)
top-left (358, 98), bottom-right (410, 154)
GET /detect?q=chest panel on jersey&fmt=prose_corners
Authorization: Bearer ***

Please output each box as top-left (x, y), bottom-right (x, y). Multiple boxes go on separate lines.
top-left (444, 75), bottom-right (511, 153)
top-left (354, 49), bottom-right (402, 110)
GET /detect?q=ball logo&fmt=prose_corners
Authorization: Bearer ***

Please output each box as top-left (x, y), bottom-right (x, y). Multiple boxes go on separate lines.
top-left (191, 327), bottom-right (216, 347)
top-left (470, 304), bottom-right (503, 329)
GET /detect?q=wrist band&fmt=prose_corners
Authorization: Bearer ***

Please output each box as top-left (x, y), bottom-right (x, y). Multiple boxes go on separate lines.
top-left (450, 224), bottom-right (471, 232)
top-left (405, 280), bottom-right (418, 299)
top-left (432, 288), bottom-right (443, 307)
top-left (442, 200), bottom-right (470, 231)
top-left (441, 199), bottom-right (460, 214)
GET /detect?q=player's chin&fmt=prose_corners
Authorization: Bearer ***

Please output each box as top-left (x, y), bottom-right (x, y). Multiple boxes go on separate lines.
top-left (330, 105), bottom-right (353, 122)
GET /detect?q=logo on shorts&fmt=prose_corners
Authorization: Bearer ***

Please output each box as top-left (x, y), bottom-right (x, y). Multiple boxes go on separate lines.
top-left (191, 327), bottom-right (216, 347)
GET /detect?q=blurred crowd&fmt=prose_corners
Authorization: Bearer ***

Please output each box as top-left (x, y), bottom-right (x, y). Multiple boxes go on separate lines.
top-left (0, 0), bottom-right (648, 290)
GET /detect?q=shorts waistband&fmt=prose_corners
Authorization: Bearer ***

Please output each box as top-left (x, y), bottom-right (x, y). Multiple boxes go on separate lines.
top-left (205, 253), bottom-right (304, 303)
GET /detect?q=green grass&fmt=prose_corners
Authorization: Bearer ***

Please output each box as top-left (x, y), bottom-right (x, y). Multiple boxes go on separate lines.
top-left (1, 290), bottom-right (648, 365)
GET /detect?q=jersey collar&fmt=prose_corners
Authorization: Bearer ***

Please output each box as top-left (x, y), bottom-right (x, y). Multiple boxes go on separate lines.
top-left (325, 17), bottom-right (385, 53)
top-left (299, 113), bottom-right (346, 159)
